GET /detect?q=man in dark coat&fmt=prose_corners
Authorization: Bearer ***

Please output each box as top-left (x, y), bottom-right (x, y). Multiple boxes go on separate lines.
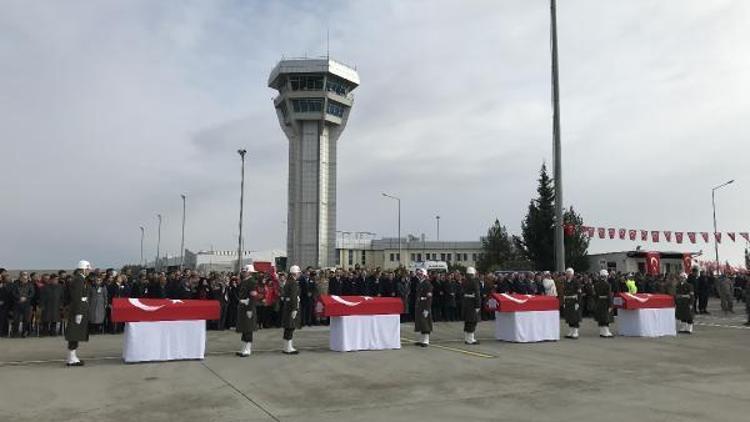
top-left (562, 268), bottom-right (582, 339)
top-left (675, 272), bottom-right (695, 334)
top-left (11, 271), bottom-right (35, 337)
top-left (744, 275), bottom-right (750, 327)
top-left (236, 265), bottom-right (259, 357)
top-left (696, 270), bottom-right (711, 314)
top-left (594, 269), bottom-right (614, 338)
top-left (40, 274), bottom-right (64, 336)
top-left (414, 268), bottom-right (433, 347)
top-left (380, 272), bottom-right (396, 298)
top-left (328, 269), bottom-right (344, 296)
top-left (65, 260), bottom-right (92, 366)
top-left (0, 268), bottom-right (11, 337)
top-left (462, 267), bottom-right (481, 345)
top-left (281, 265), bottom-right (302, 354)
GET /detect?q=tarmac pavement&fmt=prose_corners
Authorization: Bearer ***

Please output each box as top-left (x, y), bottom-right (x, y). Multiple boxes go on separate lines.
top-left (1, 302), bottom-right (748, 422)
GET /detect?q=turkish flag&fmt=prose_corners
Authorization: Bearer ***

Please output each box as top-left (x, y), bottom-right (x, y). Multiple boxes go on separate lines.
top-left (641, 230), bottom-right (648, 241)
top-left (598, 227), bottom-right (606, 239)
top-left (629, 229), bottom-right (637, 241)
top-left (675, 232), bottom-right (684, 244)
top-left (715, 232), bottom-right (722, 243)
top-left (687, 232), bottom-right (696, 243)
top-left (111, 298), bottom-right (220, 323)
top-left (585, 226), bottom-right (595, 238)
top-left (741, 232), bottom-right (749, 242)
top-left (701, 232), bottom-right (709, 243)
top-left (608, 228), bottom-right (616, 239)
top-left (618, 228), bottom-right (626, 240)
top-left (727, 232), bottom-right (736, 242)
top-left (645, 252), bottom-right (661, 275)
top-left (317, 295), bottom-right (403, 317)
top-left (682, 254), bottom-right (693, 273)
top-left (664, 231), bottom-right (672, 242)
top-left (564, 224), bottom-right (575, 237)
top-left (651, 231), bottom-right (660, 243)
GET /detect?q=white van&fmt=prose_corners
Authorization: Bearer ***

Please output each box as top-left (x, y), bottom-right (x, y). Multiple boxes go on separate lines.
top-left (409, 260), bottom-right (449, 274)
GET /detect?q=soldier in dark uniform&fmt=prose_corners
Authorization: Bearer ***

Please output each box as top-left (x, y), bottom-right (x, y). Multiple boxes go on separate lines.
top-left (236, 265), bottom-right (259, 357)
top-left (675, 272), bottom-right (695, 334)
top-left (414, 268), bottom-right (433, 347)
top-left (281, 265), bottom-right (302, 354)
top-left (65, 260), bottom-right (92, 366)
top-left (594, 269), bottom-right (614, 338)
top-left (462, 267), bottom-right (481, 345)
top-left (40, 274), bottom-right (64, 336)
top-left (11, 271), bottom-right (35, 337)
top-left (562, 268), bottom-right (582, 339)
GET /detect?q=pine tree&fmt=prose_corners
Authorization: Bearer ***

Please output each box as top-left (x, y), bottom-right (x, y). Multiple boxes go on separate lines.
top-left (517, 164), bottom-right (556, 270)
top-left (478, 219), bottom-right (526, 272)
top-left (564, 206), bottom-right (590, 272)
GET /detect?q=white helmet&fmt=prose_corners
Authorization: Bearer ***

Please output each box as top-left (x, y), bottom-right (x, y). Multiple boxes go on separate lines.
top-left (242, 264), bottom-right (255, 273)
top-left (416, 268), bottom-right (428, 276)
top-left (289, 265), bottom-right (301, 274)
top-left (111, 270), bottom-right (118, 277)
top-left (679, 272), bottom-right (688, 279)
top-left (599, 269), bottom-right (609, 278)
top-left (466, 267), bottom-right (477, 275)
top-left (77, 260), bottom-right (92, 270)
top-left (565, 268), bottom-right (575, 276)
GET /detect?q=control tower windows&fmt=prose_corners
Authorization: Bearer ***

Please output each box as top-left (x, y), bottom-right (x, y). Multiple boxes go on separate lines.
top-left (326, 77), bottom-right (349, 96)
top-left (289, 75), bottom-right (323, 91)
top-left (327, 100), bottom-right (346, 118)
top-left (291, 98), bottom-right (324, 113)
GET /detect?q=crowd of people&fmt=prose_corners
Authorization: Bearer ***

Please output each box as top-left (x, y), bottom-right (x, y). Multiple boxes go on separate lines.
top-left (2, 264), bottom-right (748, 341)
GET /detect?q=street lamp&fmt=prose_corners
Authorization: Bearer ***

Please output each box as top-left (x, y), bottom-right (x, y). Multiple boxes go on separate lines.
top-left (436, 215), bottom-right (440, 241)
top-left (237, 149), bottom-right (247, 273)
top-left (156, 214), bottom-right (162, 271)
top-left (139, 226), bottom-right (145, 267)
top-left (550, 0), bottom-right (565, 272)
top-left (382, 193), bottom-right (401, 266)
top-left (180, 193), bottom-right (187, 270)
top-left (711, 179), bottom-right (734, 273)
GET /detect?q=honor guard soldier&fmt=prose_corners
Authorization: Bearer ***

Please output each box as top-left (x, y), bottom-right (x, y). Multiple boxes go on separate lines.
top-left (281, 265), bottom-right (302, 354)
top-left (594, 269), bottom-right (614, 338)
top-left (462, 267), bottom-right (481, 345)
top-left (414, 268), bottom-right (433, 347)
top-left (65, 260), bottom-right (92, 366)
top-left (236, 264), bottom-right (259, 357)
top-left (562, 268), bottom-right (582, 339)
top-left (675, 272), bottom-right (695, 334)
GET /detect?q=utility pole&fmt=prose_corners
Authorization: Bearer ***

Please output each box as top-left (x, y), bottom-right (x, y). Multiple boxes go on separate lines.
top-left (712, 179), bottom-right (734, 273)
top-left (382, 193), bottom-right (402, 267)
top-left (237, 149), bottom-right (247, 273)
top-left (139, 226), bottom-right (145, 267)
top-left (180, 194), bottom-right (187, 270)
top-left (156, 214), bottom-right (162, 271)
top-left (551, 0), bottom-right (565, 272)
top-left (436, 215), bottom-right (440, 241)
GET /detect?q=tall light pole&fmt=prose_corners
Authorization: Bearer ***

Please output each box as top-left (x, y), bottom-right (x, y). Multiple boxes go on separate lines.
top-left (237, 149), bottom-right (247, 273)
top-left (382, 193), bottom-right (401, 266)
top-left (436, 215), bottom-right (440, 241)
top-left (156, 214), bottom-right (162, 271)
top-left (712, 179), bottom-right (734, 273)
top-left (180, 193), bottom-right (187, 270)
top-left (139, 226), bottom-right (145, 267)
top-left (550, 0), bottom-right (566, 272)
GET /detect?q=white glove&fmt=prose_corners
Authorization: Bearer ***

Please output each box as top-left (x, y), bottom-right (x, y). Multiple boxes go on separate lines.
top-left (75, 314), bottom-right (83, 325)
top-left (422, 310), bottom-right (429, 319)
top-left (475, 308), bottom-right (480, 313)
top-left (245, 311), bottom-right (253, 319)
top-left (291, 310), bottom-right (298, 320)
top-left (239, 299), bottom-right (250, 306)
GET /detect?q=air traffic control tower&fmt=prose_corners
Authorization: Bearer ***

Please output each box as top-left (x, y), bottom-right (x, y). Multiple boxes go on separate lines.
top-left (268, 58), bottom-right (360, 269)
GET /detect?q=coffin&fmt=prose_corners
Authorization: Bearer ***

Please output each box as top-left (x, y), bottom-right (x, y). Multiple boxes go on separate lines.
top-left (613, 293), bottom-right (675, 310)
top-left (111, 298), bottom-right (221, 322)
top-left (316, 295), bottom-right (403, 317)
top-left (486, 293), bottom-right (560, 312)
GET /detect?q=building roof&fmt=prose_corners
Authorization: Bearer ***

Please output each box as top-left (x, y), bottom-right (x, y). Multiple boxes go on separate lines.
top-left (268, 58), bottom-right (360, 88)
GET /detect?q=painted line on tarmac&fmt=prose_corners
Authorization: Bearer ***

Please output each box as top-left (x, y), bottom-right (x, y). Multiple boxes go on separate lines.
top-left (695, 322), bottom-right (750, 330)
top-left (401, 337), bottom-right (496, 359)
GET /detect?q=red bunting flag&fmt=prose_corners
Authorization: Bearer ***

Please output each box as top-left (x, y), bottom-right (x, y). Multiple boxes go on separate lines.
top-left (741, 232), bottom-right (749, 242)
top-left (618, 228), bottom-right (626, 240)
top-left (629, 229), bottom-right (637, 241)
top-left (727, 232), bottom-right (736, 242)
top-left (651, 231), bottom-right (660, 242)
top-left (715, 232), bottom-right (722, 243)
top-left (675, 232), bottom-right (684, 244)
top-left (687, 232), bottom-right (696, 243)
top-left (641, 230), bottom-right (648, 241)
top-left (701, 232), bottom-right (709, 243)
top-left (664, 231), bottom-right (672, 242)
top-left (586, 226), bottom-right (595, 238)
top-left (645, 251), bottom-right (661, 275)
top-left (598, 228), bottom-right (606, 239)
top-left (682, 253), bottom-right (692, 273)
top-left (608, 228), bottom-right (616, 239)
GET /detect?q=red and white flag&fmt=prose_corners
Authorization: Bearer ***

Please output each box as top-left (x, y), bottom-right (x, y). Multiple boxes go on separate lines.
top-left (598, 227), bottom-right (606, 239)
top-left (608, 228), bottom-right (616, 239)
top-left (715, 232), bottom-right (722, 243)
top-left (701, 232), bottom-right (710, 243)
top-left (675, 232), bottom-right (684, 244)
top-left (687, 232), bottom-right (696, 244)
top-left (586, 226), bottom-right (595, 238)
top-left (727, 232), bottom-right (736, 242)
top-left (664, 231), bottom-right (672, 242)
top-left (629, 229), bottom-right (637, 241)
top-left (651, 231), bottom-right (660, 242)
top-left (618, 228), bottom-right (626, 240)
top-left (741, 232), bottom-right (749, 242)
top-left (640, 230), bottom-right (648, 241)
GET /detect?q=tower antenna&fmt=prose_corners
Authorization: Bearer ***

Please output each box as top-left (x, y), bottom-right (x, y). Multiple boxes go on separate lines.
top-left (326, 28), bottom-right (330, 59)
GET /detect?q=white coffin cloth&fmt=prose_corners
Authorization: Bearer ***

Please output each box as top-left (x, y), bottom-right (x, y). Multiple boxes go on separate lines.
top-left (616, 308), bottom-right (677, 337)
top-left (494, 310), bottom-right (560, 343)
top-left (329, 314), bottom-right (401, 352)
top-left (123, 320), bottom-right (206, 363)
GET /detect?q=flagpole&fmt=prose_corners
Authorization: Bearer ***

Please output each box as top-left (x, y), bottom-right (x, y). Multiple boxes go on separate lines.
top-left (551, 0), bottom-right (565, 272)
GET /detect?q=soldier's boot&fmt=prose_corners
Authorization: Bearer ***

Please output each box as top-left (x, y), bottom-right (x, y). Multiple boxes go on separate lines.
top-left (236, 342), bottom-right (251, 357)
top-left (469, 332), bottom-right (480, 345)
top-left (686, 323), bottom-right (693, 334)
top-left (463, 332), bottom-right (471, 345)
top-left (66, 349), bottom-right (84, 367)
top-left (283, 340), bottom-right (299, 355)
top-left (599, 326), bottom-right (613, 338)
top-left (566, 327), bottom-right (579, 339)
top-left (422, 333), bottom-right (430, 347)
top-left (678, 322), bottom-right (687, 333)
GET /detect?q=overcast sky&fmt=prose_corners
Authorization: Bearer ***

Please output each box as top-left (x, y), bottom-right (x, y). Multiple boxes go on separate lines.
top-left (1, 0), bottom-right (748, 269)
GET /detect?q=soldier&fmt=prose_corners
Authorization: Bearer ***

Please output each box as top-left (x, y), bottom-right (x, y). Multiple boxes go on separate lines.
top-left (462, 267), bottom-right (481, 345)
top-left (675, 272), bottom-right (695, 334)
top-left (12, 271), bottom-right (35, 337)
top-left (594, 269), bottom-right (614, 338)
top-left (65, 260), bottom-right (92, 366)
top-left (235, 264), bottom-right (259, 357)
top-left (414, 268), bottom-right (433, 347)
top-left (562, 268), bottom-right (582, 339)
top-left (281, 265), bottom-right (302, 354)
